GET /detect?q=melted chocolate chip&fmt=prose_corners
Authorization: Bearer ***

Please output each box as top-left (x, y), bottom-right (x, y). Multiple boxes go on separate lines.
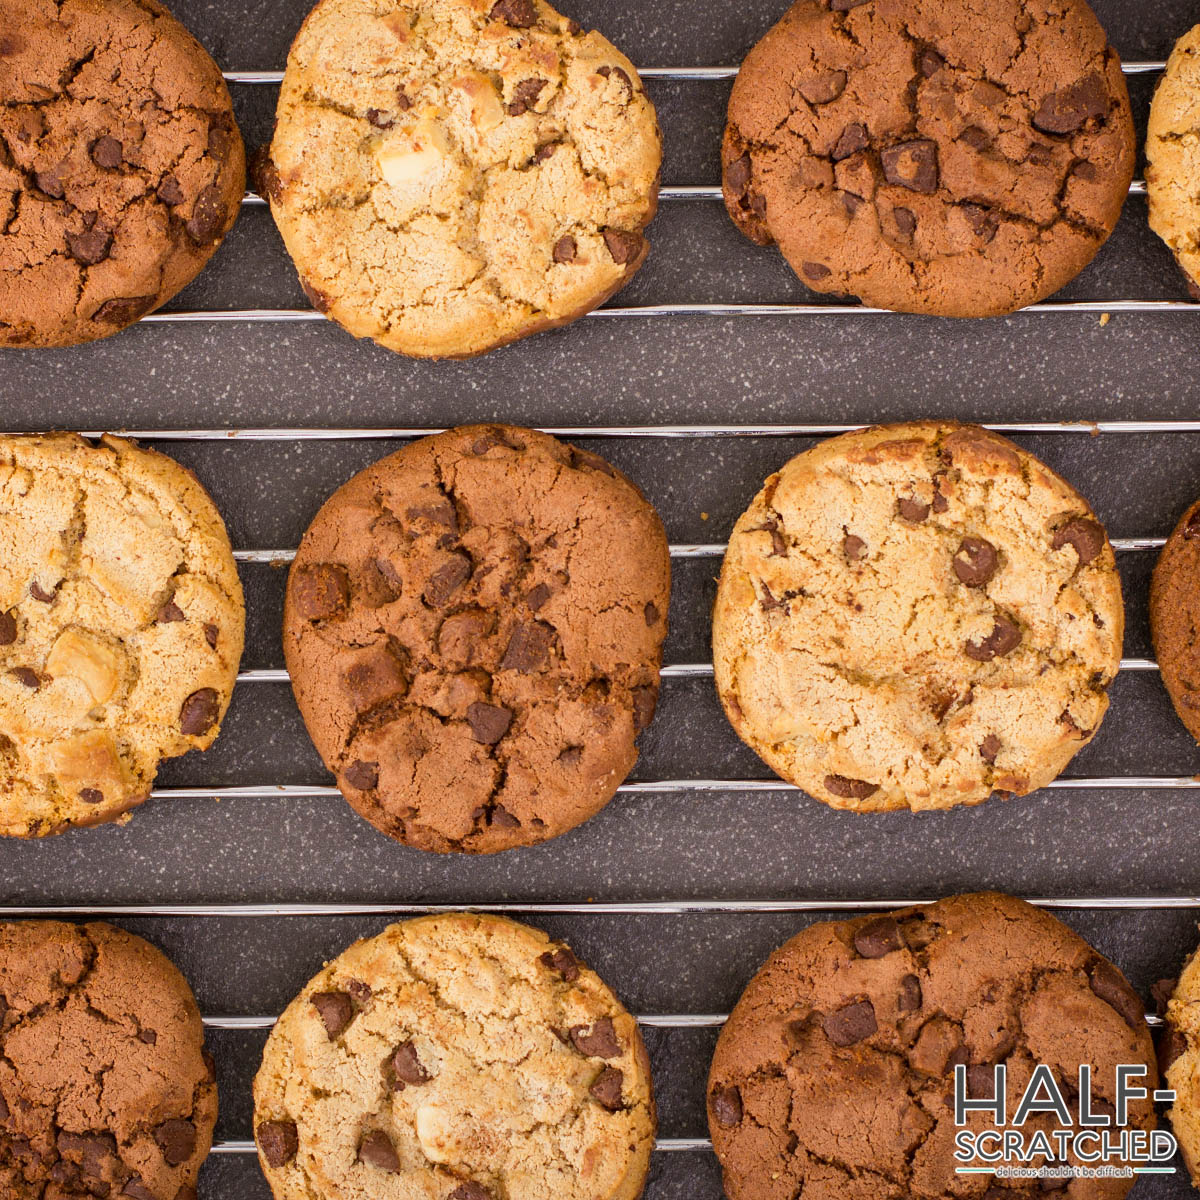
top-left (799, 70), bottom-right (846, 104)
top-left (0, 610), bottom-right (15, 644)
top-left (293, 563), bottom-right (351, 621)
top-left (897, 495), bottom-right (930, 523)
top-left (824, 774), bottom-right (879, 800)
top-left (390, 1040), bottom-right (431, 1086)
top-left (180, 688), bottom-right (219, 735)
top-left (853, 916), bottom-right (901, 958)
top-left (553, 235), bottom-right (577, 263)
top-left (186, 184), bottom-right (227, 244)
top-left (11, 667), bottom-right (39, 689)
top-left (953, 537), bottom-right (999, 587)
top-left (92, 295), bottom-right (155, 325)
top-left (154, 1119), bottom-right (196, 1166)
top-left (29, 581), bottom-right (57, 602)
top-left (1051, 516), bottom-right (1106, 566)
top-left (1088, 960), bottom-right (1144, 1029)
top-left (965, 616), bottom-right (1021, 662)
top-left (490, 0), bottom-right (537, 26)
top-left (500, 621), bottom-right (555, 672)
top-left (712, 1084), bottom-right (743, 1126)
top-left (540, 946), bottom-right (580, 982)
top-left (157, 175), bottom-right (185, 206)
top-left (344, 760), bottom-right (379, 790)
top-left (631, 684), bottom-right (657, 731)
top-left (79, 788), bottom-right (103, 805)
top-left (898, 974), bottom-right (922, 1012)
top-left (312, 990), bottom-right (355, 1038)
top-left (358, 1130), bottom-right (400, 1172)
top-left (980, 734), bottom-right (1001, 764)
top-left (589, 1065), bottom-right (624, 1110)
top-left (843, 533), bottom-right (866, 560)
top-left (508, 77), bottom-right (547, 115)
top-left (467, 702), bottom-right (512, 745)
top-left (157, 600), bottom-right (185, 623)
top-left (423, 553), bottom-right (472, 607)
top-left (602, 228), bottom-right (643, 265)
top-left (823, 999), bottom-right (877, 1046)
top-left (90, 136), bottom-right (123, 169)
top-left (449, 1184), bottom-right (492, 1200)
top-left (1033, 73), bottom-right (1108, 135)
top-left (833, 122), bottom-right (869, 160)
top-left (569, 1015), bottom-right (621, 1058)
top-left (881, 140), bottom-right (939, 192)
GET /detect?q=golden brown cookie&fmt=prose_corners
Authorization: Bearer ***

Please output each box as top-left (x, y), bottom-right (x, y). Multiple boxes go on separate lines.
top-left (0, 434), bottom-right (245, 837)
top-left (1150, 496), bottom-right (1200, 743)
top-left (708, 893), bottom-right (1157, 1200)
top-left (283, 424), bottom-right (669, 854)
top-left (253, 913), bottom-right (655, 1200)
top-left (712, 422), bottom-right (1123, 812)
top-left (1161, 940), bottom-right (1200, 1187)
top-left (722, 0), bottom-right (1135, 316)
top-left (0, 0), bottom-right (245, 347)
top-left (259, 0), bottom-right (661, 358)
top-left (0, 920), bottom-right (218, 1200)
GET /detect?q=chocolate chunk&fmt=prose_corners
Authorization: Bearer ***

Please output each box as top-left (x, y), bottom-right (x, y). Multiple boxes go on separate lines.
top-left (597, 65), bottom-right (634, 100)
top-left (898, 974), bottom-right (922, 1012)
top-left (726, 153), bottom-right (751, 191)
top-left (841, 192), bottom-right (862, 214)
top-left (11, 667), bottom-right (39, 689)
top-left (138, 1027), bottom-right (157, 1043)
top-left (760, 518), bottom-right (787, 554)
top-left (508, 77), bottom-right (547, 115)
top-left (803, 261), bottom-right (831, 281)
top-left (186, 184), bottom-right (227, 243)
top-left (553, 235), bottom-right (577, 263)
top-left (490, 0), bottom-right (537, 26)
top-left (1159, 1027), bottom-right (1187, 1075)
top-left (959, 125), bottom-right (991, 150)
top-left (881, 140), bottom-right (939, 193)
top-left (344, 760), bottom-right (379, 790)
top-left (712, 1084), bottom-right (743, 1126)
top-left (293, 563), bottom-right (350, 620)
top-left (250, 146), bottom-right (282, 204)
top-left (843, 533), bottom-right (866, 560)
top-left (157, 600), bottom-right (185, 623)
top-left (449, 1185), bottom-right (492, 1200)
top-left (631, 684), bottom-right (657, 731)
top-left (154, 1119), bottom-right (196, 1166)
top-left (124, 1180), bottom-right (157, 1200)
top-left (1088, 960), bottom-right (1144, 1029)
top-left (0, 610), bottom-right (15, 644)
top-left (30, 581), bottom-right (57, 602)
top-left (390, 1040), bottom-right (431, 1086)
top-left (1051, 517), bottom-right (1105, 566)
top-left (0, 1089), bottom-right (7, 1121)
top-left (980, 733), bottom-right (1001, 764)
top-left (918, 48), bottom-right (944, 76)
top-left (90, 136), bottom-right (123, 169)
top-left (501, 621), bottom-right (555, 672)
top-left (366, 108), bottom-right (393, 128)
top-left (158, 175), bottom-right (185, 206)
top-left (79, 788), bottom-right (103, 805)
top-left (569, 1015), bottom-right (621, 1058)
top-left (590, 1065), bottom-right (624, 1110)
top-left (490, 805), bottom-right (521, 828)
top-left (92, 295), bottom-right (155, 324)
top-left (644, 601), bottom-right (660, 626)
top-left (799, 70), bottom-right (846, 104)
top-left (823, 999), bottom-right (877, 1046)
top-left (423, 553), bottom-right (472, 607)
top-left (300, 277), bottom-right (332, 313)
top-left (467, 702), bottom-right (512, 745)
top-left (824, 773), bottom-right (879, 800)
top-left (893, 207), bottom-right (916, 237)
top-left (1033, 73), bottom-right (1108, 135)
top-left (358, 1130), bottom-right (400, 1172)
top-left (35, 170), bottom-right (64, 198)
top-left (204, 623), bottom-right (218, 649)
top-left (833, 122), bottom-right (869, 160)
top-left (961, 203), bottom-right (999, 244)
top-left (897, 495), bottom-right (930, 523)
top-left (539, 946), bottom-right (580, 982)
top-left (953, 537), bottom-right (999, 587)
top-left (312, 990), bottom-right (355, 1038)
top-left (531, 141), bottom-right (559, 164)
top-left (854, 917), bottom-right (901, 958)
top-left (558, 745), bottom-right (583, 767)
top-left (602, 229), bottom-right (643, 265)
top-left (406, 499), bottom-right (457, 529)
top-left (965, 616), bottom-right (1021, 662)
top-left (180, 688), bottom-right (219, 735)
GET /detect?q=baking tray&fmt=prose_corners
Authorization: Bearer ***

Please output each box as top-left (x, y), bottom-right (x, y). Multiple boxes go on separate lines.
top-left (4, 0), bottom-right (1200, 1196)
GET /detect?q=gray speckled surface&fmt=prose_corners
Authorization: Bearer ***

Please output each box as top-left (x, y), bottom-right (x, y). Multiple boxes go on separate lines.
top-left (2, 0), bottom-right (1200, 1196)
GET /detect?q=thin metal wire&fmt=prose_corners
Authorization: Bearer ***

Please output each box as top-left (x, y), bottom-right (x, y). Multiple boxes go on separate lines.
top-left (209, 1137), bottom-right (712, 1154)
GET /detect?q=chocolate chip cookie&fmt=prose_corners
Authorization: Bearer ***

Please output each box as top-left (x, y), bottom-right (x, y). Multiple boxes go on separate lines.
top-left (283, 424), bottom-right (669, 853)
top-left (1149, 496), bottom-right (1200, 743)
top-left (259, 0), bottom-right (661, 358)
top-left (1147, 26), bottom-right (1200, 296)
top-left (0, 0), bottom-right (245, 347)
top-left (254, 913), bottom-right (655, 1200)
top-left (709, 892), bottom-right (1157, 1200)
top-left (1159, 939), bottom-right (1200, 1187)
top-left (0, 920), bottom-right (218, 1200)
top-left (722, 0), bottom-right (1135, 316)
top-left (712, 422), bottom-right (1123, 812)
top-left (0, 434), bottom-right (245, 837)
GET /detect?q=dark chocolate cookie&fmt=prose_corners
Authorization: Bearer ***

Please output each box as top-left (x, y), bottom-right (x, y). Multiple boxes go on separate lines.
top-left (709, 893), bottom-right (1157, 1200)
top-left (722, 0), bottom-right (1135, 316)
top-left (0, 0), bottom-right (245, 347)
top-left (0, 920), bottom-right (217, 1199)
top-left (283, 424), bottom-right (670, 854)
top-left (1150, 496), bottom-right (1200, 743)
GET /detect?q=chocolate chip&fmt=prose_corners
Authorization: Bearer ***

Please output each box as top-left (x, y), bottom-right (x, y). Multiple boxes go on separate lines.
top-left (759, 518), bottom-right (787, 555)
top-left (366, 108), bottom-right (393, 128)
top-left (833, 122), bottom-right (868, 160)
top-left (558, 745), bottom-right (583, 767)
top-left (79, 788), bottom-right (103, 805)
top-left (390, 1040), bottom-right (431, 1086)
top-left (11, 667), bottom-right (38, 689)
top-left (358, 1130), bottom-right (400, 1172)
top-left (570, 1015), bottom-right (621, 1058)
top-left (540, 946), bottom-right (580, 982)
top-left (881, 140), bottom-right (939, 193)
top-left (824, 773), bottom-right (878, 800)
top-left (138, 1027), bottom-right (157, 1044)
top-left (1088, 960), bottom-right (1144, 1029)
top-left (30, 581), bottom-right (57, 602)
top-left (0, 610), bottom-right (16, 644)
top-left (204, 623), bottom-right (219, 649)
top-left (918, 48), bottom-right (944, 76)
top-left (88, 136), bottom-right (123, 171)
top-left (180, 688), bottom-right (219, 735)
top-left (92, 295), bottom-right (155, 324)
top-left (898, 974), bottom-right (922, 1012)
top-left (1185, 508), bottom-right (1200, 540)
top-left (490, 805), bottom-right (521, 828)
top-left (712, 1084), bottom-right (742, 1126)
top-left (590, 1066), bottom-right (624, 1110)
top-left (124, 1180), bottom-right (157, 1200)
top-left (553, 235), bottom-right (577, 263)
top-left (157, 600), bottom-right (185, 623)
top-left (501, 621), bottom-right (555, 672)
top-left (596, 65), bottom-right (634, 100)
top-left (467, 702), bottom-right (512, 745)
top-left (154, 1119), bottom-right (196, 1166)
top-left (449, 1185), bottom-right (492, 1200)
top-left (799, 70), bottom-right (846, 104)
top-left (406, 499), bottom-right (458, 529)
top-left (631, 683), bottom-right (657, 731)
top-left (953, 537), bottom-right (998, 587)
top-left (157, 175), bottom-right (185, 206)
top-left (959, 125), bottom-right (991, 150)
top-left (897, 495), bottom-right (930, 522)
top-left (1159, 1028), bottom-right (1187, 1076)
top-left (508, 77), bottom-right (547, 115)
top-left (893, 207), bottom-right (916, 237)
top-left (823, 999), bottom-right (877, 1046)
top-left (0, 1089), bottom-right (7, 1121)
top-left (854, 917), bottom-right (901, 958)
top-left (602, 229), bottom-right (643, 265)
top-left (423, 553), bottom-right (472, 607)
top-left (292, 563), bottom-right (350, 621)
top-left (35, 170), bottom-right (64, 199)
top-left (965, 616), bottom-right (1021, 662)
top-left (344, 760), bottom-right (379, 790)
top-left (980, 734), bottom-right (1001, 764)
top-left (726, 153), bottom-right (751, 192)
top-left (300, 277), bottom-right (332, 313)
top-left (531, 141), bottom-right (558, 164)
top-left (186, 184), bottom-right (227, 244)
top-left (802, 261), bottom-right (831, 281)
top-left (490, 0), bottom-right (536, 26)
top-left (961, 203), bottom-right (999, 244)
top-left (843, 533), bottom-right (866, 560)
top-left (1033, 73), bottom-right (1108, 135)
top-left (312, 990), bottom-right (354, 1038)
top-left (1051, 516), bottom-right (1105, 566)
top-left (250, 146), bottom-right (282, 203)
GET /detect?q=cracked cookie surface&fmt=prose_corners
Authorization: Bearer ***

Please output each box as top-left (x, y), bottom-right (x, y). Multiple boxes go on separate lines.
top-left (1149, 495), bottom-right (1200, 744)
top-left (0, 434), bottom-right (245, 837)
top-left (708, 892), bottom-right (1156, 1200)
top-left (260, 0), bottom-right (661, 359)
top-left (712, 421), bottom-right (1123, 813)
top-left (283, 423), bottom-right (669, 854)
top-left (1146, 25), bottom-right (1200, 295)
top-left (0, 0), bottom-right (245, 348)
top-left (722, 0), bottom-right (1134, 316)
top-left (0, 919), bottom-right (218, 1200)
top-left (253, 913), bottom-right (655, 1200)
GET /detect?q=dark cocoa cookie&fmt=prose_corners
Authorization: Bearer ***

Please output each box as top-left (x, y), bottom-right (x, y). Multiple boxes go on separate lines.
top-left (1150, 496), bottom-right (1200, 743)
top-left (283, 424), bottom-right (670, 854)
top-left (0, 920), bottom-right (217, 1199)
top-left (723, 0), bottom-right (1135, 316)
top-left (0, 0), bottom-right (245, 347)
top-left (708, 893), bottom-right (1157, 1200)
